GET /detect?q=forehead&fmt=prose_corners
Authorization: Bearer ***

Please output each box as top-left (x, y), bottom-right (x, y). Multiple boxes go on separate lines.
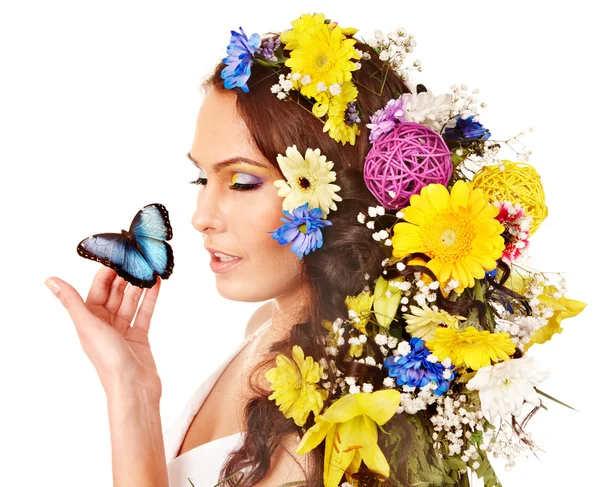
top-left (191, 88), bottom-right (271, 171)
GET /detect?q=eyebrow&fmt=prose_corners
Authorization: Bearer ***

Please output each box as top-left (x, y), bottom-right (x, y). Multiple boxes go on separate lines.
top-left (186, 152), bottom-right (270, 173)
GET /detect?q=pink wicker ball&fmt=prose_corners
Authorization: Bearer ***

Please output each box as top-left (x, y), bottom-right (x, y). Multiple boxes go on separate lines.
top-left (364, 122), bottom-right (453, 209)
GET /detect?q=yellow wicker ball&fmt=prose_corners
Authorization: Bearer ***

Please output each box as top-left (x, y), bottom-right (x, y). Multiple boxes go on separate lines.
top-left (471, 160), bottom-right (548, 235)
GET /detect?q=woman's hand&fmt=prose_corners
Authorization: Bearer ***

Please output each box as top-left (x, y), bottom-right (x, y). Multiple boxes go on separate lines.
top-left (45, 267), bottom-right (163, 400)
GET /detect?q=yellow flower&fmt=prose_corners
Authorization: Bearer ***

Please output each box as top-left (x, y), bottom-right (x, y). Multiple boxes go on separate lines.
top-left (273, 145), bottom-right (342, 218)
top-left (280, 12), bottom-right (328, 50)
top-left (525, 289), bottom-right (587, 350)
top-left (373, 275), bottom-right (401, 329)
top-left (297, 390), bottom-right (401, 487)
top-left (504, 272), bottom-right (587, 350)
top-left (403, 304), bottom-right (466, 341)
top-left (322, 82), bottom-right (361, 146)
top-left (345, 290), bottom-right (374, 334)
top-left (391, 180), bottom-right (505, 293)
top-left (265, 345), bottom-right (328, 427)
top-left (426, 326), bottom-right (516, 370)
top-left (281, 13), bottom-right (360, 99)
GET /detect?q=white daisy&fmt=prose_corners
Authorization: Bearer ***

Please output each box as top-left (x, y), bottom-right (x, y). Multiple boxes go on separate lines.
top-left (273, 145), bottom-right (342, 219)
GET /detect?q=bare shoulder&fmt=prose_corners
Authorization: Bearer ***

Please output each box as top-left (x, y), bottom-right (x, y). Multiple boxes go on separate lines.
top-left (244, 301), bottom-right (274, 339)
top-left (252, 433), bottom-right (310, 487)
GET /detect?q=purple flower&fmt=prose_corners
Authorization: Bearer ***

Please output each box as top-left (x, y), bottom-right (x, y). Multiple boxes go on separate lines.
top-left (268, 202), bottom-right (333, 260)
top-left (221, 27), bottom-right (262, 93)
top-left (344, 101), bottom-right (361, 126)
top-left (255, 37), bottom-right (281, 62)
top-left (444, 115), bottom-right (491, 141)
top-left (366, 97), bottom-right (406, 143)
top-left (383, 337), bottom-right (455, 396)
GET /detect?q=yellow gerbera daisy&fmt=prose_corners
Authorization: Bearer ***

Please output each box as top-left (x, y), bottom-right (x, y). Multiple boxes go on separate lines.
top-left (322, 82), bottom-right (361, 146)
top-left (273, 145), bottom-right (342, 218)
top-left (391, 180), bottom-right (505, 293)
top-left (281, 14), bottom-right (360, 99)
top-left (426, 326), bottom-right (516, 370)
top-left (265, 345), bottom-right (329, 427)
top-left (280, 12), bottom-right (328, 51)
top-left (403, 304), bottom-right (466, 341)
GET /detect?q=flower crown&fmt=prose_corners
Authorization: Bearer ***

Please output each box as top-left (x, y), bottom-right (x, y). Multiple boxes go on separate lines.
top-left (220, 13), bottom-right (587, 487)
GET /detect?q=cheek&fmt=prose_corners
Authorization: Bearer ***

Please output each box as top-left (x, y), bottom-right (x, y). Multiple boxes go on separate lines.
top-left (243, 191), bottom-right (300, 265)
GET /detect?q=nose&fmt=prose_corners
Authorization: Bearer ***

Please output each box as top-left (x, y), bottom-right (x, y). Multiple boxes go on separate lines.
top-left (191, 184), bottom-right (226, 234)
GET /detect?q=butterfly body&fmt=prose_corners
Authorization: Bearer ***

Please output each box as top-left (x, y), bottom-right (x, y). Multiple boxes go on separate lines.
top-left (77, 203), bottom-right (174, 288)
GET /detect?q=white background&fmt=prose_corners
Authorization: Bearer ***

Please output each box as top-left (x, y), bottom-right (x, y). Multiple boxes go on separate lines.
top-left (1, 1), bottom-right (598, 485)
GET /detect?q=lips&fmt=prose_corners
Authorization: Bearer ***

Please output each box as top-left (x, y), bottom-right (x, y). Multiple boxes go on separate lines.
top-left (205, 246), bottom-right (241, 259)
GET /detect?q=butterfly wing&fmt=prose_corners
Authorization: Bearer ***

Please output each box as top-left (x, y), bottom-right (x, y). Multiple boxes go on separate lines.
top-left (77, 233), bottom-right (158, 288)
top-left (129, 203), bottom-right (174, 279)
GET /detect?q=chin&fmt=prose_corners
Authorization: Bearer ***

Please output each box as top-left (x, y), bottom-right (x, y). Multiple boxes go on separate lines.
top-left (214, 278), bottom-right (269, 303)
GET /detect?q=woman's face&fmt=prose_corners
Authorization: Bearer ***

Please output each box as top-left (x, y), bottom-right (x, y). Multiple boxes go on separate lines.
top-left (189, 87), bottom-right (305, 303)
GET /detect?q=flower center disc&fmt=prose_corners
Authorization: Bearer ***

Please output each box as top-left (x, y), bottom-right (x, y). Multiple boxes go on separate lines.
top-left (440, 229), bottom-right (457, 246)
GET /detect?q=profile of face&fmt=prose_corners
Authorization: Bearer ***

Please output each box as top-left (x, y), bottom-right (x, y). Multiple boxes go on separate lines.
top-left (189, 87), bottom-right (305, 303)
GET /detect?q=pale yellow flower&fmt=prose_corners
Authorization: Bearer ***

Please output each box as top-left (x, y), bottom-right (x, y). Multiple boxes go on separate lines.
top-left (273, 145), bottom-right (342, 218)
top-left (345, 290), bottom-right (374, 334)
top-left (403, 304), bottom-right (466, 341)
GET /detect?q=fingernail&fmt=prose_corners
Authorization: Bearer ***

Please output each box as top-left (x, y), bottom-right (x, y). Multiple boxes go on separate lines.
top-left (45, 278), bottom-right (61, 294)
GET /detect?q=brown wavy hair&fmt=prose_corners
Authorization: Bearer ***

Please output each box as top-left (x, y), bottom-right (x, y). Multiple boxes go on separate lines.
top-left (201, 32), bottom-right (416, 486)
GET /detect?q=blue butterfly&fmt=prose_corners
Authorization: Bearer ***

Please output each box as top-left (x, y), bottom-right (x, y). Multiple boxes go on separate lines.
top-left (77, 203), bottom-right (174, 288)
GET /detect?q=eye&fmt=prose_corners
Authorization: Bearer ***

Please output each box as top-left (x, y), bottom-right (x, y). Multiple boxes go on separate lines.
top-left (189, 172), bottom-right (263, 192)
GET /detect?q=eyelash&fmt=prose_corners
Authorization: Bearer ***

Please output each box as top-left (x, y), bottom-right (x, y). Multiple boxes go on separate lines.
top-left (188, 177), bottom-right (262, 192)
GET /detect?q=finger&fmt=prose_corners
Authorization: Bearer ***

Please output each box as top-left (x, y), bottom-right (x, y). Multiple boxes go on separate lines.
top-left (85, 267), bottom-right (118, 306)
top-left (132, 277), bottom-right (161, 333)
top-left (46, 277), bottom-right (98, 333)
top-left (104, 275), bottom-right (129, 320)
top-left (113, 283), bottom-right (144, 333)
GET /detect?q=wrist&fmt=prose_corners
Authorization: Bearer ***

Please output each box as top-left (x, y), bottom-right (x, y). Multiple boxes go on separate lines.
top-left (105, 376), bottom-right (162, 411)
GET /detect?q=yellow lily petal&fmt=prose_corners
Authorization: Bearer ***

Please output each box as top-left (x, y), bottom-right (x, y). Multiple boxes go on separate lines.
top-left (355, 389), bottom-right (401, 424)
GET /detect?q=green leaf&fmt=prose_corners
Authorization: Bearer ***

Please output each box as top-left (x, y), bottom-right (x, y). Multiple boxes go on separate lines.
top-left (535, 388), bottom-right (578, 411)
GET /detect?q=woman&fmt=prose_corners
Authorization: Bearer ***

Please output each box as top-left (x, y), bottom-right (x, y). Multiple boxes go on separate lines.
top-left (44, 18), bottom-right (410, 487)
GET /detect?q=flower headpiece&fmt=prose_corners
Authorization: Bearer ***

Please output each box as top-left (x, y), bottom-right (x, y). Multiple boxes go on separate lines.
top-left (219, 13), bottom-right (588, 487)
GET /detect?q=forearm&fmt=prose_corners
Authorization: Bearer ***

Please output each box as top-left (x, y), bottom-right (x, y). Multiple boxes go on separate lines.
top-left (107, 383), bottom-right (169, 487)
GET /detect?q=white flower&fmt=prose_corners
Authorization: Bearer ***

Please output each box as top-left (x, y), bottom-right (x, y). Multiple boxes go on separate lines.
top-left (401, 91), bottom-right (453, 132)
top-left (466, 357), bottom-right (551, 422)
top-left (280, 79), bottom-right (294, 91)
top-left (396, 341), bottom-right (411, 356)
top-left (273, 145), bottom-right (342, 218)
top-left (300, 74), bottom-right (312, 85)
top-left (276, 92), bottom-right (287, 100)
top-left (329, 83), bottom-right (342, 96)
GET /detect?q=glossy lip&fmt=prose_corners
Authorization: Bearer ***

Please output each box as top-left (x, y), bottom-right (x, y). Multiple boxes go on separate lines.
top-left (209, 252), bottom-right (243, 274)
top-left (204, 246), bottom-right (242, 259)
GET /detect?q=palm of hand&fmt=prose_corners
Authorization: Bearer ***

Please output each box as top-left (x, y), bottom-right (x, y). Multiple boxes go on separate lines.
top-left (50, 267), bottom-right (163, 399)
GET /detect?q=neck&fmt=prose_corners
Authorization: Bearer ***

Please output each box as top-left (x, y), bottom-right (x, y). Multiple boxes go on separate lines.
top-left (260, 280), bottom-right (312, 351)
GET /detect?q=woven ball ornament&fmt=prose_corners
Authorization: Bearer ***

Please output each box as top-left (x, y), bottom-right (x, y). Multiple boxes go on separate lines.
top-left (471, 160), bottom-right (548, 235)
top-left (363, 122), bottom-right (453, 209)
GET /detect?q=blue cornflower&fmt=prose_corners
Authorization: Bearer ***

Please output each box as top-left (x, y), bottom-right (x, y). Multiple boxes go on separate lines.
top-left (383, 337), bottom-right (456, 396)
top-left (221, 27), bottom-right (262, 93)
top-left (444, 115), bottom-right (491, 141)
top-left (485, 268), bottom-right (498, 279)
top-left (269, 202), bottom-right (333, 260)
